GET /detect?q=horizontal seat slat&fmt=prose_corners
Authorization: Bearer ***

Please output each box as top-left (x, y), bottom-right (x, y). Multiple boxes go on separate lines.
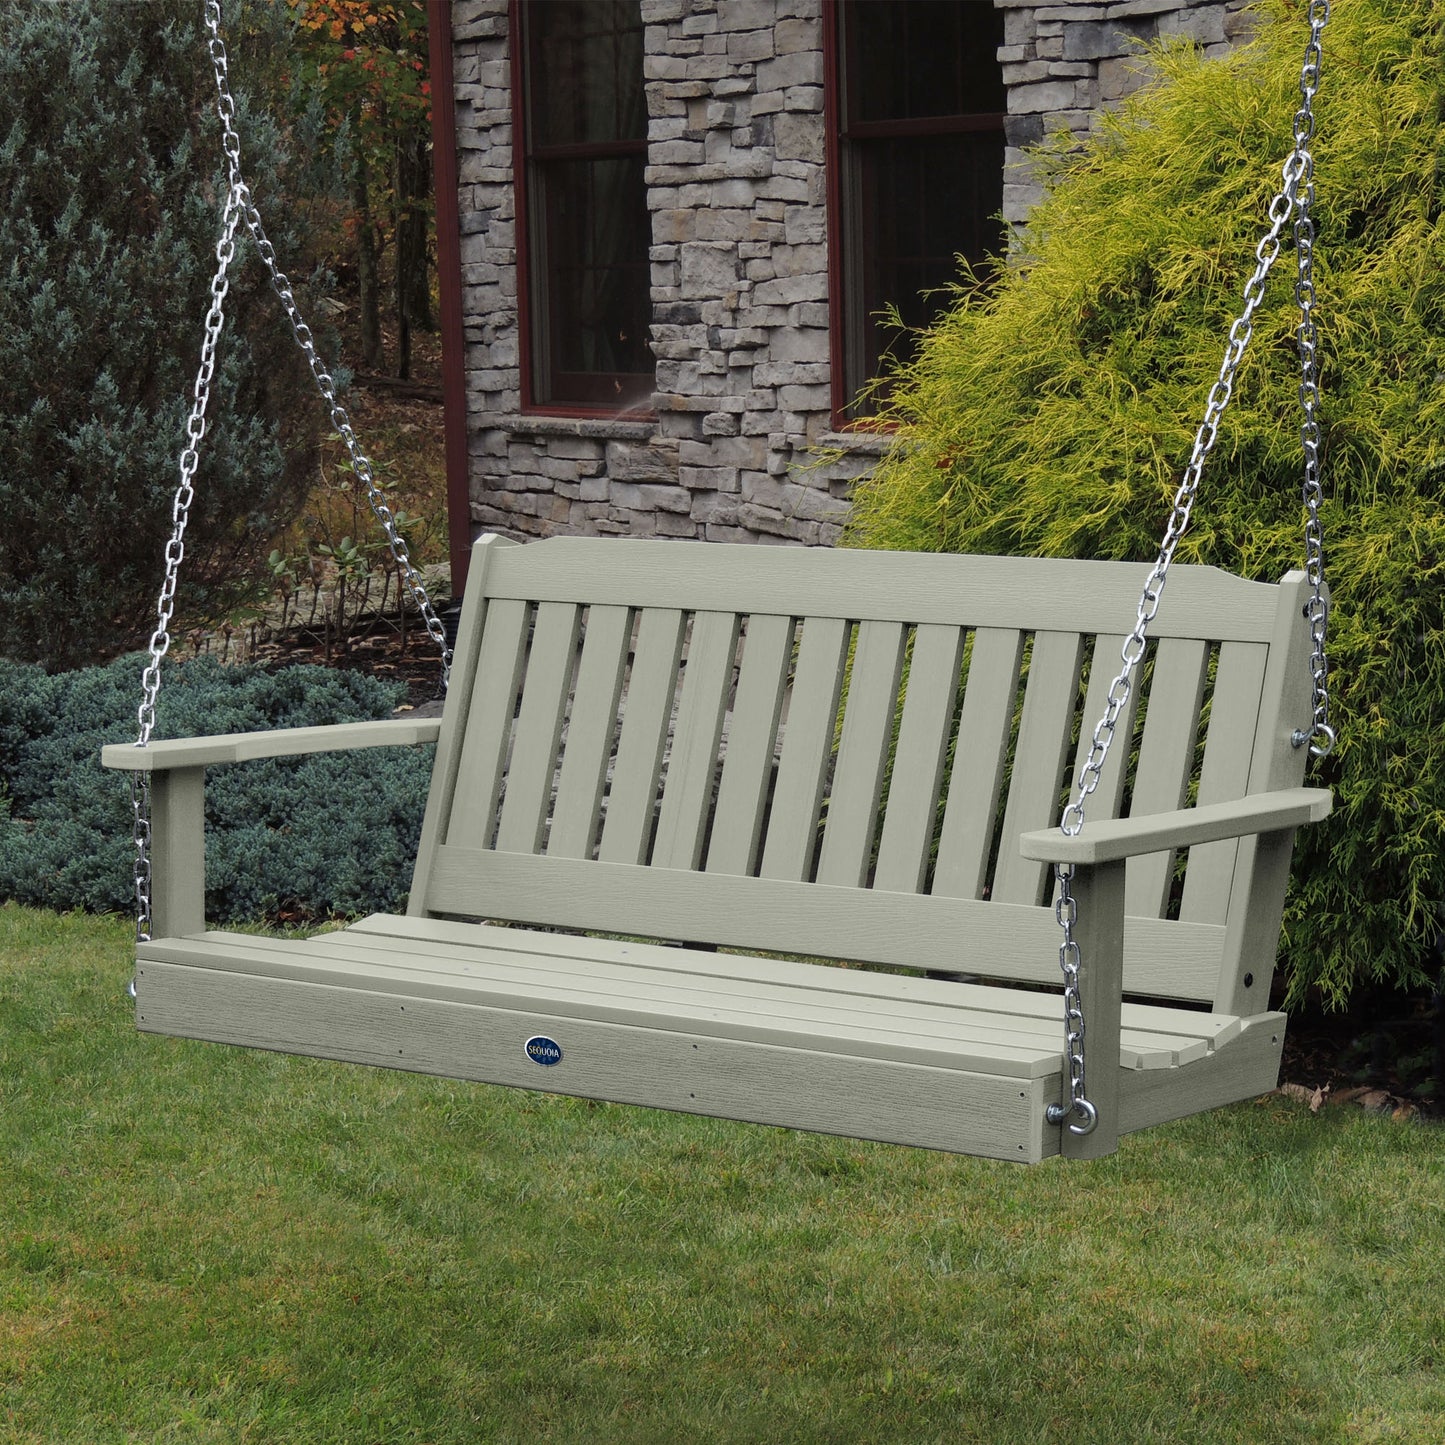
top-left (1120, 1030), bottom-right (1209, 1069)
top-left (321, 928), bottom-right (1209, 1073)
top-left (141, 934), bottom-right (1060, 1077)
top-left (239, 933), bottom-right (1062, 1045)
top-left (316, 937), bottom-right (1214, 1070)
top-left (347, 914), bottom-right (1247, 1047)
top-left (295, 934), bottom-right (1175, 1065)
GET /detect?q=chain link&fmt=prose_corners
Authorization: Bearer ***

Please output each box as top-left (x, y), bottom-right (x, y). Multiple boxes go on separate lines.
top-left (1047, 0), bottom-right (1331, 1136)
top-left (1046, 866), bottom-right (1099, 1137)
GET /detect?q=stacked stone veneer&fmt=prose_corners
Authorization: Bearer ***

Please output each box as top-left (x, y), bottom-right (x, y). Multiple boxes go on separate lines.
top-left (998, 0), bottom-right (1258, 221)
top-left (449, 0), bottom-right (1251, 554)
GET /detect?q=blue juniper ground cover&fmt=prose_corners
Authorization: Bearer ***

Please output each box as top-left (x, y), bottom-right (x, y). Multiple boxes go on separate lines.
top-left (0, 654), bottom-right (431, 923)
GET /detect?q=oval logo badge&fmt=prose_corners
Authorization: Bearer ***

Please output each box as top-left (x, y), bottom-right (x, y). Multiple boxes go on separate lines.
top-left (524, 1035), bottom-right (563, 1067)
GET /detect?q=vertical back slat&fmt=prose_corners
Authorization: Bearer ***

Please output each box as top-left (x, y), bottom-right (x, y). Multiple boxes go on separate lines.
top-left (815, 620), bottom-right (908, 888)
top-left (707, 612), bottom-right (794, 876)
top-left (493, 602), bottom-right (581, 854)
top-left (1041, 632), bottom-right (1140, 912)
top-left (873, 624), bottom-right (965, 893)
top-left (651, 611), bottom-right (741, 870)
top-left (445, 596), bottom-right (531, 850)
top-left (992, 631), bottom-right (1086, 906)
top-left (932, 628), bottom-right (1025, 899)
top-left (597, 607), bottom-right (688, 865)
top-left (548, 604), bottom-right (632, 859)
top-left (1179, 640), bottom-right (1267, 924)
top-left (1124, 637), bottom-right (1209, 919)
top-left (759, 615), bottom-right (850, 882)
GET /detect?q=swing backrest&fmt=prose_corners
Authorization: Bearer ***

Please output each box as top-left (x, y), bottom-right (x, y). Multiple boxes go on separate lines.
top-left (408, 535), bottom-right (1314, 1013)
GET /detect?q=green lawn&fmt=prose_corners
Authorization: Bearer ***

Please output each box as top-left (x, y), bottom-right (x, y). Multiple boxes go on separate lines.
top-left (2, 902), bottom-right (1442, 1444)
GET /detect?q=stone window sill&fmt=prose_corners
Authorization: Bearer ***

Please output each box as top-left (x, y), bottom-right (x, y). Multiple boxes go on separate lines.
top-left (816, 430), bottom-right (893, 458)
top-left (499, 414), bottom-right (656, 443)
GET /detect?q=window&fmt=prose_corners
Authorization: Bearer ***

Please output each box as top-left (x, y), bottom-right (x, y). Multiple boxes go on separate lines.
top-left (517, 0), bottom-right (653, 410)
top-left (830, 0), bottom-right (1006, 420)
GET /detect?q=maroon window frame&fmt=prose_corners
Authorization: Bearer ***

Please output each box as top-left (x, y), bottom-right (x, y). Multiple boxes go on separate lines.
top-left (826, 0), bottom-right (1007, 424)
top-left (514, 0), bottom-right (654, 413)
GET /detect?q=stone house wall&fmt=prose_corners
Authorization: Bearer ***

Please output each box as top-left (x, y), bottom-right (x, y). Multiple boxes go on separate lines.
top-left (998, 0), bottom-right (1256, 220)
top-left (447, 0), bottom-right (1254, 554)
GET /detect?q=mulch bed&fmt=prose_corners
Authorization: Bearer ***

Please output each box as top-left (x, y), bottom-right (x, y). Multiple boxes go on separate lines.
top-left (1276, 988), bottom-right (1443, 1122)
top-left (240, 610), bottom-right (449, 713)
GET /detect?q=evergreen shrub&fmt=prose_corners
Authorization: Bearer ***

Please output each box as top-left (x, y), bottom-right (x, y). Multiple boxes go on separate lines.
top-left (0, 656), bottom-right (433, 923)
top-left (0, 0), bottom-right (329, 669)
top-left (846, 0), bottom-right (1445, 1007)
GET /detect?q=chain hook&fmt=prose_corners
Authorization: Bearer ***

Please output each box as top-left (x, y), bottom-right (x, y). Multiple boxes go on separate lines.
top-left (1292, 721), bottom-right (1336, 757)
top-left (1046, 1097), bottom-right (1098, 1137)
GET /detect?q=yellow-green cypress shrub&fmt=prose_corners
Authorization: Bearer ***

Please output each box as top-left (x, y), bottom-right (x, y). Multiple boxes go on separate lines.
top-left (846, 0), bottom-right (1445, 1006)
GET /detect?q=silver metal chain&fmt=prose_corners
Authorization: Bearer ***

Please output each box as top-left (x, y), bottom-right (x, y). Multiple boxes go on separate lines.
top-left (1289, 10), bottom-right (1335, 758)
top-left (1046, 0), bottom-right (1332, 1137)
top-left (1049, 865), bottom-right (1097, 1136)
top-left (131, 182), bottom-right (243, 944)
top-left (129, 0), bottom-right (453, 947)
top-left (203, 1), bottom-right (451, 685)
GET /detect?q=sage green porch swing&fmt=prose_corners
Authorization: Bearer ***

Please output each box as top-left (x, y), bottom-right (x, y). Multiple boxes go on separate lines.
top-left (103, 1), bottom-right (1336, 1163)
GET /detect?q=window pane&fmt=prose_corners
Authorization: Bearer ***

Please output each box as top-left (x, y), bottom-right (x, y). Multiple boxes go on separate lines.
top-left (844, 0), bottom-right (1005, 125)
top-left (528, 0), bottom-right (646, 148)
top-left (521, 0), bottom-right (652, 409)
top-left (850, 131), bottom-right (1003, 384)
top-left (836, 0), bottom-right (1006, 417)
top-left (536, 155), bottom-right (653, 406)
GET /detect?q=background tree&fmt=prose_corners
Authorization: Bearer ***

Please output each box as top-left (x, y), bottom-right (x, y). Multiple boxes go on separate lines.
top-left (847, 0), bottom-right (1445, 1008)
top-left (288, 0), bottom-right (433, 378)
top-left (0, 0), bottom-right (331, 670)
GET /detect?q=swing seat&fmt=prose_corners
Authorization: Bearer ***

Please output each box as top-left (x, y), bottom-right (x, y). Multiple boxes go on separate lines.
top-left (104, 535), bottom-right (1330, 1161)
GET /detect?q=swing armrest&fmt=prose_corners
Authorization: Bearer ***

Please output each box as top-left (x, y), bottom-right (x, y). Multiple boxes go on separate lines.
top-left (1016, 785), bottom-right (1329, 1162)
top-left (100, 719), bottom-right (443, 941)
top-left (101, 718), bottom-right (443, 772)
top-left (1017, 787), bottom-right (1332, 867)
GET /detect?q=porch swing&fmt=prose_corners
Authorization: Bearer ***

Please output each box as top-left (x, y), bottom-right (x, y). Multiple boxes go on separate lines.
top-left (103, 0), bottom-right (1335, 1162)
